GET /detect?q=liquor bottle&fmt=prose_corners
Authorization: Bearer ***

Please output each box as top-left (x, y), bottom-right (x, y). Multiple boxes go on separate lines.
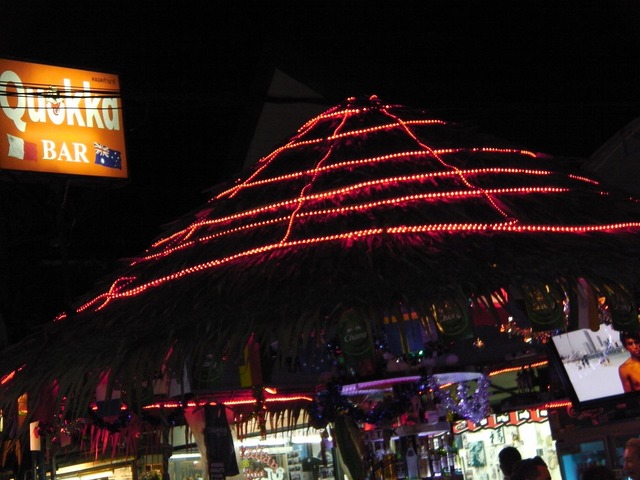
top-left (383, 442), bottom-right (398, 480)
top-left (446, 441), bottom-right (458, 477)
top-left (406, 445), bottom-right (419, 480)
top-left (430, 437), bottom-right (441, 477)
top-left (383, 452), bottom-right (398, 480)
top-left (438, 437), bottom-right (449, 477)
top-left (371, 442), bottom-right (385, 480)
top-left (395, 438), bottom-right (407, 480)
top-left (418, 440), bottom-right (431, 479)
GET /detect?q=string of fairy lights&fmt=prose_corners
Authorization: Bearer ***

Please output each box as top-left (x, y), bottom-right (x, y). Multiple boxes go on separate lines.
top-left (52, 97), bottom-right (640, 321)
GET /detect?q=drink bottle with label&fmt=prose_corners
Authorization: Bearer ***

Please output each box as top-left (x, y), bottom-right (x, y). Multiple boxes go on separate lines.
top-left (406, 445), bottom-right (419, 480)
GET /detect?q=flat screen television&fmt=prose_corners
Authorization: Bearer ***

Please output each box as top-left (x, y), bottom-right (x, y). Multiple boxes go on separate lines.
top-left (548, 324), bottom-right (640, 408)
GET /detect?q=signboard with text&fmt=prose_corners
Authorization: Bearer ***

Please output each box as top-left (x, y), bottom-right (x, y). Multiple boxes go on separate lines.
top-left (0, 58), bottom-right (127, 179)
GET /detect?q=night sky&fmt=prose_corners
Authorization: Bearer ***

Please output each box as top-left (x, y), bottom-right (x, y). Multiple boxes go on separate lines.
top-left (0, 1), bottom-right (639, 343)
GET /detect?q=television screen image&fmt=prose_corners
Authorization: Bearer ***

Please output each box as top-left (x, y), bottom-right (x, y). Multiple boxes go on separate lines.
top-left (550, 325), bottom-right (636, 406)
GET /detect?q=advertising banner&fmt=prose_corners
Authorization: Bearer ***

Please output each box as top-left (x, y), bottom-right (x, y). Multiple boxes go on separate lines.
top-left (0, 58), bottom-right (127, 179)
top-left (204, 404), bottom-right (239, 478)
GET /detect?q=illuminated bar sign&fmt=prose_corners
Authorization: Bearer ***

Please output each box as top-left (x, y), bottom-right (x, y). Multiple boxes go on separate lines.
top-left (0, 58), bottom-right (127, 179)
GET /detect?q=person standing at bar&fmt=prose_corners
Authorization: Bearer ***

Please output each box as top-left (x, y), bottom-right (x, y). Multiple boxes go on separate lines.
top-left (498, 446), bottom-right (522, 480)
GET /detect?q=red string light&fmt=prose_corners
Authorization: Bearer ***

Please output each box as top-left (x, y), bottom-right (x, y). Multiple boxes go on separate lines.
top-left (72, 216), bottom-right (640, 315)
top-left (544, 400), bottom-right (572, 409)
top-left (140, 394), bottom-right (313, 411)
top-left (488, 361), bottom-right (549, 377)
top-left (57, 100), bottom-right (640, 319)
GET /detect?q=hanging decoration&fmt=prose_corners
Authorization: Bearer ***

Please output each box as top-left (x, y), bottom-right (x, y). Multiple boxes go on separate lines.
top-left (336, 309), bottom-right (377, 377)
top-left (498, 317), bottom-right (558, 345)
top-left (383, 307), bottom-right (428, 356)
top-left (252, 385), bottom-right (268, 439)
top-left (431, 296), bottom-right (475, 342)
top-left (600, 282), bottom-right (639, 333)
top-left (204, 403), bottom-right (240, 478)
top-left (33, 403), bottom-right (136, 455)
top-left (428, 372), bottom-right (492, 424)
top-left (308, 383), bottom-right (353, 428)
top-left (240, 447), bottom-right (283, 480)
top-left (308, 382), bottom-right (414, 429)
top-left (572, 278), bottom-right (600, 332)
top-left (381, 338), bottom-right (453, 374)
top-left (308, 370), bottom-right (492, 429)
top-left (89, 407), bottom-right (132, 433)
top-left (36, 418), bottom-right (87, 447)
top-left (521, 282), bottom-right (566, 332)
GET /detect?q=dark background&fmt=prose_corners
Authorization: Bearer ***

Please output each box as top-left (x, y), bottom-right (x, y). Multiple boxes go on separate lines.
top-left (0, 1), bottom-right (639, 344)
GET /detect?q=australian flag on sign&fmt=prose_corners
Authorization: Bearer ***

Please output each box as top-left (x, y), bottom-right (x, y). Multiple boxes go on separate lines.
top-left (94, 142), bottom-right (122, 169)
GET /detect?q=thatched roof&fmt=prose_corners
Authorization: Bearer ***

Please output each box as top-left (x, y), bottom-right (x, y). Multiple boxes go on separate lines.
top-left (2, 95), bottom-right (640, 427)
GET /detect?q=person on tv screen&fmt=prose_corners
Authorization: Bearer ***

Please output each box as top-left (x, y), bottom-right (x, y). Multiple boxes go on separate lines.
top-left (619, 331), bottom-right (640, 392)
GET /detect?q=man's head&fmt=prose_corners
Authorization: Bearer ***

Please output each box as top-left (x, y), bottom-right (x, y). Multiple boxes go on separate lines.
top-left (499, 446), bottom-right (522, 478)
top-left (624, 438), bottom-right (640, 480)
top-left (511, 456), bottom-right (551, 480)
top-left (620, 332), bottom-right (640, 358)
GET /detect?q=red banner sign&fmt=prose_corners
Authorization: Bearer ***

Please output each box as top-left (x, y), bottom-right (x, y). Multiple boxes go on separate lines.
top-left (454, 408), bottom-right (549, 434)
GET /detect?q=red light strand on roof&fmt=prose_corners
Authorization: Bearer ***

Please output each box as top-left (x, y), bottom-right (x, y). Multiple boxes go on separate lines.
top-left (217, 116), bottom-right (446, 199)
top-left (379, 105), bottom-right (512, 219)
top-left (141, 394), bottom-right (313, 411)
top-left (280, 111), bottom-right (348, 244)
top-left (135, 185), bottom-right (567, 265)
top-left (62, 101), bottom-right (640, 317)
top-left (73, 219), bottom-right (640, 315)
